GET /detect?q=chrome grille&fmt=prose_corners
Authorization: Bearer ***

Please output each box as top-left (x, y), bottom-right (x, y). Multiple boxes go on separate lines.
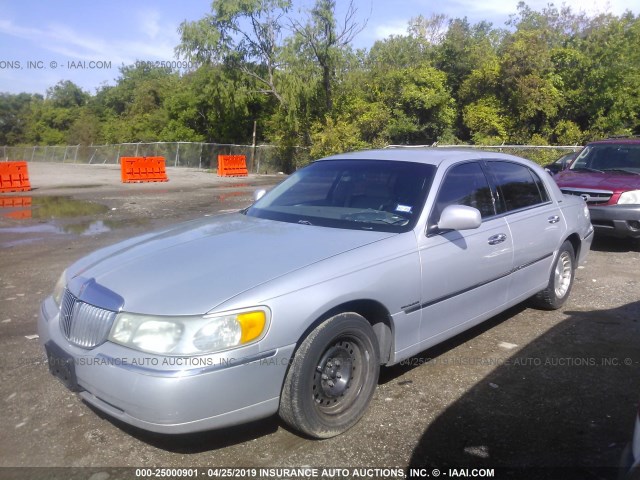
top-left (59, 290), bottom-right (116, 349)
top-left (560, 188), bottom-right (613, 205)
top-left (60, 289), bottom-right (76, 338)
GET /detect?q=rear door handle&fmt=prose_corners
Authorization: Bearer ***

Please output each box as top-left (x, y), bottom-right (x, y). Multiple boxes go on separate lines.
top-left (548, 215), bottom-right (560, 224)
top-left (488, 233), bottom-right (507, 245)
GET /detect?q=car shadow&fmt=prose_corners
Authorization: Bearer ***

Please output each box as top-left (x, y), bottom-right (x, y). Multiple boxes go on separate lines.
top-left (590, 235), bottom-right (640, 253)
top-left (84, 403), bottom-right (280, 453)
top-left (407, 301), bottom-right (640, 479)
top-left (379, 304), bottom-right (528, 385)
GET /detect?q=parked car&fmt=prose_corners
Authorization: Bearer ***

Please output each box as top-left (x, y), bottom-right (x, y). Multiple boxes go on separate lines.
top-left (554, 137), bottom-right (640, 239)
top-left (38, 149), bottom-right (593, 438)
top-left (544, 151), bottom-right (579, 175)
top-left (619, 399), bottom-right (640, 479)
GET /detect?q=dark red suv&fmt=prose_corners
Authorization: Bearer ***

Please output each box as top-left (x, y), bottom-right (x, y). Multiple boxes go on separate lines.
top-left (554, 137), bottom-right (640, 239)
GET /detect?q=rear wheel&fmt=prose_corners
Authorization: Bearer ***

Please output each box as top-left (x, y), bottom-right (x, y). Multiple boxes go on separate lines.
top-left (279, 312), bottom-right (379, 438)
top-left (532, 240), bottom-right (575, 310)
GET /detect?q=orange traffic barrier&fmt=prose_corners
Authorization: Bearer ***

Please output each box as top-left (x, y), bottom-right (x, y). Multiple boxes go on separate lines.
top-left (218, 155), bottom-right (248, 177)
top-left (0, 196), bottom-right (32, 219)
top-left (120, 157), bottom-right (169, 183)
top-left (0, 196), bottom-right (32, 208)
top-left (0, 161), bottom-right (31, 192)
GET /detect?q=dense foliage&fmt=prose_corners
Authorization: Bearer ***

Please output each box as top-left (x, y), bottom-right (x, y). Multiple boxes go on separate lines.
top-left (1, 1), bottom-right (638, 166)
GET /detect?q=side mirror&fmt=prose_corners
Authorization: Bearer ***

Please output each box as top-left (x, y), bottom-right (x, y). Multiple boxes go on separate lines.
top-left (253, 189), bottom-right (267, 202)
top-left (437, 204), bottom-right (482, 231)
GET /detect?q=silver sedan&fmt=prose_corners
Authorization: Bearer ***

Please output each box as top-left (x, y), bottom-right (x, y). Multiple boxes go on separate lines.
top-left (38, 148), bottom-right (594, 438)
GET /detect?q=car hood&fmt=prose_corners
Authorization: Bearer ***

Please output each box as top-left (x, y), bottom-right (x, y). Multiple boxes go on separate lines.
top-left (66, 213), bottom-right (394, 315)
top-left (554, 170), bottom-right (640, 191)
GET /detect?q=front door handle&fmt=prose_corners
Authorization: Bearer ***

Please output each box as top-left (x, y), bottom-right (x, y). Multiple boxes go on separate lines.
top-left (488, 233), bottom-right (507, 245)
top-left (548, 215), bottom-right (560, 224)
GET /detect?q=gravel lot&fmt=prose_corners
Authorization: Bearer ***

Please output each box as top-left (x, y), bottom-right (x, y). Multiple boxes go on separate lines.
top-left (0, 163), bottom-right (639, 480)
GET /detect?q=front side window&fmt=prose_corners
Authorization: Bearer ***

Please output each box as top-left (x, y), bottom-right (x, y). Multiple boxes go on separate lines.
top-left (245, 160), bottom-right (436, 232)
top-left (488, 161), bottom-right (548, 213)
top-left (430, 161), bottom-right (496, 221)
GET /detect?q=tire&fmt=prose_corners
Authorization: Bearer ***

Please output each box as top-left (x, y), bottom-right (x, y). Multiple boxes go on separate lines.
top-left (532, 240), bottom-right (575, 310)
top-left (279, 312), bottom-right (380, 438)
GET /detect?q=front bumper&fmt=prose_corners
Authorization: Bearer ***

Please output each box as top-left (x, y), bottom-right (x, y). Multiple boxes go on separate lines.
top-left (38, 296), bottom-right (295, 434)
top-left (588, 204), bottom-right (640, 239)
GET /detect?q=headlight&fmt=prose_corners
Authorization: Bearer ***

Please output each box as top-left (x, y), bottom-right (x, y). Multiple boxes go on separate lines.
top-left (110, 313), bottom-right (184, 354)
top-left (193, 316), bottom-right (241, 352)
top-left (108, 307), bottom-right (269, 355)
top-left (52, 270), bottom-right (67, 306)
top-left (618, 190), bottom-right (640, 205)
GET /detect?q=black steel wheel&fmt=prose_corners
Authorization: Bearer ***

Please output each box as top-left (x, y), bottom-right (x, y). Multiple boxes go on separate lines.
top-left (279, 312), bottom-right (380, 438)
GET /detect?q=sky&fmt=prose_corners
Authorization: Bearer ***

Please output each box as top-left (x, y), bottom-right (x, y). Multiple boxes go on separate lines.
top-left (0, 0), bottom-right (638, 96)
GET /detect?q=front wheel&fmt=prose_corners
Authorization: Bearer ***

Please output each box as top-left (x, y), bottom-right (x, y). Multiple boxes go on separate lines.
top-left (532, 240), bottom-right (575, 310)
top-left (279, 312), bottom-right (380, 438)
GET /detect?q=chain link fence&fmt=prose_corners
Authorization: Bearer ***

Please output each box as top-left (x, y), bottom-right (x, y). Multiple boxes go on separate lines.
top-left (389, 144), bottom-right (583, 166)
top-left (2, 142), bottom-right (581, 172)
top-left (0, 142), bottom-right (312, 174)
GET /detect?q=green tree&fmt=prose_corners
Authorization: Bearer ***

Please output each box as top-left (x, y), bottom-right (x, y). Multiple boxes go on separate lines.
top-left (289, 0), bottom-right (366, 111)
top-left (435, 19), bottom-right (500, 98)
top-left (0, 92), bottom-right (39, 145)
top-left (408, 13), bottom-right (448, 46)
top-left (368, 34), bottom-right (430, 71)
top-left (568, 12), bottom-right (640, 136)
top-left (96, 65), bottom-right (178, 143)
top-left (47, 80), bottom-right (88, 109)
top-left (6, 1), bottom-right (640, 157)
top-left (309, 116), bottom-right (368, 158)
top-left (23, 81), bottom-right (89, 145)
top-left (313, 60), bottom-right (455, 155)
top-left (163, 65), bottom-right (270, 144)
top-left (463, 97), bottom-right (508, 144)
top-left (499, 24), bottom-right (562, 141)
top-left (433, 18), bottom-right (503, 141)
top-left (177, 0), bottom-right (292, 105)
top-left (67, 109), bottom-right (103, 145)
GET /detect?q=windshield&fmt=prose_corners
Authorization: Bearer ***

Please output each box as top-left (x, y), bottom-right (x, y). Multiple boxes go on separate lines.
top-left (570, 143), bottom-right (640, 174)
top-left (245, 159), bottom-right (436, 232)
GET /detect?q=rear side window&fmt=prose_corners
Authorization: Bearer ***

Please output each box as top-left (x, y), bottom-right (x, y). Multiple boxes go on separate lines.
top-left (488, 161), bottom-right (549, 213)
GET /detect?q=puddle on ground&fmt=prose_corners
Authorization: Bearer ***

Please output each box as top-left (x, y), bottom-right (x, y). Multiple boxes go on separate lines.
top-left (50, 184), bottom-right (105, 190)
top-left (0, 196), bottom-right (149, 246)
top-left (63, 218), bottom-right (149, 234)
top-left (211, 183), bottom-right (252, 188)
top-left (0, 196), bottom-right (109, 220)
top-left (215, 191), bottom-right (251, 202)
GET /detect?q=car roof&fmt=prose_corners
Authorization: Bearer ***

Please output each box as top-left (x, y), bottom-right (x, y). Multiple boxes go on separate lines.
top-left (319, 148), bottom-right (532, 168)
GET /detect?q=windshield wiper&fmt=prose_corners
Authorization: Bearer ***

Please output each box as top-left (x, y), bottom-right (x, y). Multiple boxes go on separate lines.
top-left (602, 168), bottom-right (640, 175)
top-left (380, 217), bottom-right (410, 225)
top-left (343, 210), bottom-right (409, 226)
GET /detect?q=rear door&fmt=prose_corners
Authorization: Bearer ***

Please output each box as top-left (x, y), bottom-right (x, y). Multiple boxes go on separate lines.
top-left (486, 160), bottom-right (565, 302)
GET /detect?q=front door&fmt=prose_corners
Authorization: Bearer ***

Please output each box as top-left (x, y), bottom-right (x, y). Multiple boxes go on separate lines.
top-left (417, 161), bottom-right (513, 346)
